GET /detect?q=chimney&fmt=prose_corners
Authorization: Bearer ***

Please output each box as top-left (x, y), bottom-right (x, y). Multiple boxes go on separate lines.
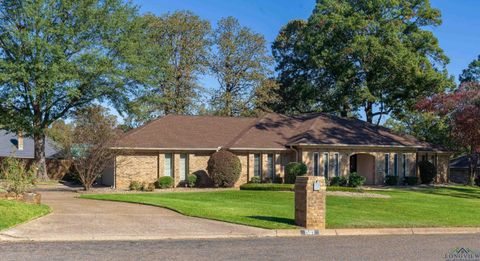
top-left (17, 131), bottom-right (24, 151)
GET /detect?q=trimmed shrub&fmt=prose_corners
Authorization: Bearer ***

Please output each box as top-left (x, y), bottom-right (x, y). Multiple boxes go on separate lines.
top-left (274, 175), bottom-right (283, 184)
top-left (384, 175), bottom-right (399, 186)
top-left (348, 172), bottom-right (365, 187)
top-left (250, 176), bottom-right (261, 184)
top-left (207, 150), bottom-right (241, 187)
top-left (142, 182), bottom-right (155, 192)
top-left (156, 176), bottom-right (174, 189)
top-left (187, 174), bottom-right (197, 188)
top-left (129, 180), bottom-right (142, 191)
top-left (418, 160), bottom-right (437, 184)
top-left (240, 183), bottom-right (293, 191)
top-left (329, 176), bottom-right (347, 187)
top-left (284, 162), bottom-right (308, 184)
top-left (403, 176), bottom-right (418, 186)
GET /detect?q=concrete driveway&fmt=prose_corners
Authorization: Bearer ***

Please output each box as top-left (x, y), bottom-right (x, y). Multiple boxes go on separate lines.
top-left (0, 185), bottom-right (274, 241)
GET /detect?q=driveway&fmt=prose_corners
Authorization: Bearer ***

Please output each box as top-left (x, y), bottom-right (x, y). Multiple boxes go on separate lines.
top-left (0, 185), bottom-right (274, 241)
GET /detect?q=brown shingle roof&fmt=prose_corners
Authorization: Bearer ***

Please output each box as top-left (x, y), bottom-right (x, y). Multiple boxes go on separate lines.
top-left (116, 113), bottom-right (445, 151)
top-left (116, 115), bottom-right (257, 149)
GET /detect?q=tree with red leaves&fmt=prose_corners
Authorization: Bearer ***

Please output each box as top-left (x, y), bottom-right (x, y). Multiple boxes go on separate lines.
top-left (417, 82), bottom-right (480, 185)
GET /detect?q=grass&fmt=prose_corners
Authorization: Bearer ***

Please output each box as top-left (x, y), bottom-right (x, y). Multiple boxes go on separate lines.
top-left (81, 186), bottom-right (480, 229)
top-left (239, 183), bottom-right (364, 192)
top-left (0, 200), bottom-right (50, 231)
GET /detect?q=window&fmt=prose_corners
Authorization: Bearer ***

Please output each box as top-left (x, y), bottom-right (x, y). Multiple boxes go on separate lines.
top-left (323, 153), bottom-right (329, 178)
top-left (334, 153), bottom-right (339, 177)
top-left (164, 153), bottom-right (173, 177)
top-left (254, 154), bottom-right (261, 177)
top-left (385, 154), bottom-right (390, 175)
top-left (422, 155), bottom-right (427, 161)
top-left (267, 154), bottom-right (274, 180)
top-left (393, 154), bottom-right (398, 176)
top-left (179, 154), bottom-right (188, 181)
top-left (313, 153), bottom-right (319, 176)
top-left (402, 154), bottom-right (407, 177)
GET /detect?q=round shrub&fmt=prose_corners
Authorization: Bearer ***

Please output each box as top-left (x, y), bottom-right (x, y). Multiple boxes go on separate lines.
top-left (250, 176), bottom-right (261, 184)
top-left (156, 176), bottom-right (174, 189)
top-left (207, 150), bottom-right (241, 187)
top-left (187, 174), bottom-right (197, 188)
top-left (348, 172), bottom-right (365, 187)
top-left (329, 176), bottom-right (347, 187)
top-left (129, 180), bottom-right (142, 191)
top-left (418, 160), bottom-right (437, 184)
top-left (384, 175), bottom-right (398, 186)
top-left (403, 176), bottom-right (418, 186)
top-left (284, 162), bottom-right (308, 184)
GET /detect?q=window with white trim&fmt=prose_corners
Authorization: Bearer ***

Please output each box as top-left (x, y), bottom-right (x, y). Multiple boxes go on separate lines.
top-left (313, 152), bottom-right (319, 176)
top-left (164, 153), bottom-right (173, 177)
top-left (323, 153), bottom-right (329, 178)
top-left (254, 154), bottom-right (261, 177)
top-left (393, 154), bottom-right (398, 176)
top-left (385, 153), bottom-right (390, 176)
top-left (334, 153), bottom-right (339, 177)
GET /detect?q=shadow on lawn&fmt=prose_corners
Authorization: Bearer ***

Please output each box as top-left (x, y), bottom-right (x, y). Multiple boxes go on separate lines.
top-left (248, 216), bottom-right (295, 226)
top-left (413, 186), bottom-right (480, 200)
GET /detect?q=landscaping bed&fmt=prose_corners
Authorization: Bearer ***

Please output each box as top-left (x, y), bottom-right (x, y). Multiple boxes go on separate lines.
top-left (0, 200), bottom-right (50, 231)
top-left (81, 186), bottom-right (480, 230)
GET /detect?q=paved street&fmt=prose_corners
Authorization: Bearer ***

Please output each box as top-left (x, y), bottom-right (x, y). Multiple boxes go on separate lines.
top-left (1, 234), bottom-right (479, 261)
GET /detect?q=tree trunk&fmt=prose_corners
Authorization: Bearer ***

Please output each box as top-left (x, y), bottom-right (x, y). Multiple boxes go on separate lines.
top-left (33, 132), bottom-right (49, 180)
top-left (468, 153), bottom-right (479, 186)
top-left (365, 101), bottom-right (373, 124)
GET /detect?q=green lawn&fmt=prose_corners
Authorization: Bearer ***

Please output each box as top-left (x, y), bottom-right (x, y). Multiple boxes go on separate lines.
top-left (0, 200), bottom-right (51, 231)
top-left (81, 186), bottom-right (480, 229)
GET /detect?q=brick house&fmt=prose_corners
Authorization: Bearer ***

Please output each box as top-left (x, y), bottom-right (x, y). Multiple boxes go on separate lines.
top-left (104, 113), bottom-right (451, 189)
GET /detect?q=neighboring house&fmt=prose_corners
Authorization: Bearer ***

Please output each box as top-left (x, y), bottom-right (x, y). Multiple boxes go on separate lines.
top-left (0, 130), bottom-right (60, 160)
top-left (0, 130), bottom-right (69, 179)
top-left (449, 156), bottom-right (480, 184)
top-left (105, 113), bottom-right (451, 189)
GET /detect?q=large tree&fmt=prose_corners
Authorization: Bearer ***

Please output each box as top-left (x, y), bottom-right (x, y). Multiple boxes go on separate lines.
top-left (459, 55), bottom-right (480, 84)
top-left (417, 82), bottom-right (480, 185)
top-left (0, 0), bottom-right (144, 179)
top-left (125, 11), bottom-right (211, 126)
top-left (209, 17), bottom-right (277, 116)
top-left (273, 0), bottom-right (453, 124)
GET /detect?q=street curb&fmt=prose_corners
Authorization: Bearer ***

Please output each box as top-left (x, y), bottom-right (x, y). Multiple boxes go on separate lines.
top-left (1, 227), bottom-right (480, 243)
top-left (275, 227), bottom-right (480, 237)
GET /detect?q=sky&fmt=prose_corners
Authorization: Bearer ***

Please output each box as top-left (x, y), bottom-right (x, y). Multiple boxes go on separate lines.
top-left (133, 0), bottom-right (480, 84)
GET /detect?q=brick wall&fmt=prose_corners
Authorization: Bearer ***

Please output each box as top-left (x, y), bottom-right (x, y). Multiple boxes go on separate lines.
top-left (115, 153), bottom-right (159, 190)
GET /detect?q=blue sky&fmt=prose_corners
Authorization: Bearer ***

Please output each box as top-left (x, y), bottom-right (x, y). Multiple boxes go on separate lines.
top-left (133, 0), bottom-right (480, 84)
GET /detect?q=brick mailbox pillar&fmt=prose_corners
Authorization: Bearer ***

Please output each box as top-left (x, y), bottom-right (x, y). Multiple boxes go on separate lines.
top-left (294, 176), bottom-right (326, 229)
